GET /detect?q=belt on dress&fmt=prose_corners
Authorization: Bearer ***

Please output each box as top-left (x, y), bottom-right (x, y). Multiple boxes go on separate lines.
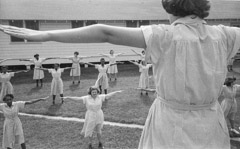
top-left (157, 96), bottom-right (217, 111)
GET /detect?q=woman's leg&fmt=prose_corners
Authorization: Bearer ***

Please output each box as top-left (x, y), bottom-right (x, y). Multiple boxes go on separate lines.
top-left (40, 79), bottom-right (43, 87)
top-left (21, 143), bottom-right (26, 149)
top-left (114, 73), bottom-right (117, 81)
top-left (72, 76), bottom-right (75, 84)
top-left (60, 94), bottom-right (64, 103)
top-left (87, 136), bottom-right (94, 149)
top-left (104, 89), bottom-right (107, 94)
top-left (96, 124), bottom-right (104, 149)
top-left (52, 95), bottom-right (56, 104)
top-left (36, 80), bottom-right (39, 87)
top-left (99, 86), bottom-right (102, 94)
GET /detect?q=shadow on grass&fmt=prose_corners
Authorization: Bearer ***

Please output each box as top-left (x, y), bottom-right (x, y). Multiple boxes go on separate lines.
top-left (109, 80), bottom-right (117, 88)
top-left (139, 94), bottom-right (153, 106)
top-left (27, 87), bottom-right (42, 95)
top-left (45, 103), bottom-right (63, 116)
top-left (68, 83), bottom-right (81, 91)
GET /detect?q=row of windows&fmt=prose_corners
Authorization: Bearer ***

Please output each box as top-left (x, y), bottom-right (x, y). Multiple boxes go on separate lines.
top-left (9, 20), bottom-right (150, 42)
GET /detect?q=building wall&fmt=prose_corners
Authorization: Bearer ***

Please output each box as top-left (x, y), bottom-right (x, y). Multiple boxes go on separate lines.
top-left (0, 19), bottom-right (240, 66)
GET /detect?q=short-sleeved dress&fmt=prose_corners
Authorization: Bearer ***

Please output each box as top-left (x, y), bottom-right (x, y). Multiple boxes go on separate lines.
top-left (138, 64), bottom-right (152, 89)
top-left (221, 84), bottom-right (240, 120)
top-left (0, 72), bottom-right (14, 100)
top-left (81, 94), bottom-right (106, 137)
top-left (139, 15), bottom-right (240, 149)
top-left (0, 101), bottom-right (26, 148)
top-left (30, 58), bottom-right (45, 80)
top-left (95, 64), bottom-right (109, 90)
top-left (70, 57), bottom-right (82, 76)
top-left (107, 54), bottom-right (118, 74)
top-left (48, 69), bottom-right (64, 95)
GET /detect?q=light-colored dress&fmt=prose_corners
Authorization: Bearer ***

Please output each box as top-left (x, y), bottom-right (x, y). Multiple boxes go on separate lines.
top-left (138, 15), bottom-right (240, 149)
top-left (0, 101), bottom-right (26, 149)
top-left (70, 57), bottom-right (82, 76)
top-left (107, 54), bottom-right (118, 74)
top-left (30, 58), bottom-right (45, 80)
top-left (48, 69), bottom-right (64, 95)
top-left (0, 72), bottom-right (14, 100)
top-left (138, 64), bottom-right (151, 89)
top-left (221, 85), bottom-right (240, 120)
top-left (95, 64), bottom-right (109, 90)
top-left (81, 94), bottom-right (106, 137)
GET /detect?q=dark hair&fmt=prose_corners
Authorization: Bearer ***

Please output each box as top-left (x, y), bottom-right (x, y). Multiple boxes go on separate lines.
top-left (3, 94), bottom-right (14, 101)
top-left (34, 54), bottom-right (39, 58)
top-left (162, 0), bottom-right (210, 19)
top-left (54, 63), bottom-right (60, 67)
top-left (88, 86), bottom-right (100, 95)
top-left (1, 65), bottom-right (8, 69)
top-left (100, 58), bottom-right (105, 62)
top-left (74, 51), bottom-right (79, 55)
top-left (224, 77), bottom-right (236, 86)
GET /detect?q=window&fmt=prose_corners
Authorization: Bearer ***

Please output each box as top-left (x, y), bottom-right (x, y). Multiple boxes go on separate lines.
top-left (25, 20), bottom-right (39, 42)
top-left (126, 20), bottom-right (137, 28)
top-left (231, 24), bottom-right (240, 27)
top-left (9, 20), bottom-right (39, 42)
top-left (139, 20), bottom-right (150, 27)
top-left (9, 20), bottom-right (24, 42)
top-left (86, 20), bottom-right (98, 26)
top-left (72, 21), bottom-right (84, 28)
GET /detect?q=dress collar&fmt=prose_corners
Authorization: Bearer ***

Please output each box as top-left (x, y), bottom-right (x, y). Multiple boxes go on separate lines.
top-left (172, 15), bottom-right (207, 26)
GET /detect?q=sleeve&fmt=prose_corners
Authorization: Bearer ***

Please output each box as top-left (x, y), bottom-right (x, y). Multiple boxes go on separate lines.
top-left (15, 101), bottom-right (26, 110)
top-left (234, 84), bottom-right (240, 92)
top-left (0, 104), bottom-right (4, 111)
top-left (48, 69), bottom-right (52, 73)
top-left (29, 59), bottom-right (34, 63)
top-left (10, 72), bottom-right (15, 77)
top-left (95, 65), bottom-right (99, 69)
top-left (220, 25), bottom-right (240, 61)
top-left (140, 25), bottom-right (167, 64)
top-left (99, 94), bottom-right (106, 102)
top-left (61, 68), bottom-right (64, 73)
top-left (82, 96), bottom-right (88, 104)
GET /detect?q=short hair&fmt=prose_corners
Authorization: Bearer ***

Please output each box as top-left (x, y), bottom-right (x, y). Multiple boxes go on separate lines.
top-left (53, 63), bottom-right (60, 67)
top-left (1, 65), bottom-right (8, 69)
top-left (3, 94), bottom-right (14, 101)
top-left (162, 0), bottom-right (210, 19)
top-left (224, 77), bottom-right (236, 86)
top-left (74, 51), bottom-right (79, 55)
top-left (34, 54), bottom-right (39, 58)
top-left (88, 86), bottom-right (100, 95)
top-left (100, 58), bottom-right (105, 62)
top-left (110, 50), bottom-right (114, 54)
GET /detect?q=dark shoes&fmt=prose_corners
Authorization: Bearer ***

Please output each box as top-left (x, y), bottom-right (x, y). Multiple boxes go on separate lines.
top-left (88, 144), bottom-right (93, 149)
top-left (98, 142), bottom-right (104, 149)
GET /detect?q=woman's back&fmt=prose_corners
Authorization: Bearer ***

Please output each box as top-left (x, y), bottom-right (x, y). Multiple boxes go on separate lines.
top-left (142, 15), bottom-right (240, 105)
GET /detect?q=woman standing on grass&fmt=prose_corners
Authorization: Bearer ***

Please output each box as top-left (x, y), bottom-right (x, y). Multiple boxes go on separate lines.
top-left (37, 63), bottom-right (74, 104)
top-left (0, 66), bottom-right (28, 101)
top-left (129, 60), bottom-right (152, 95)
top-left (86, 58), bottom-right (122, 94)
top-left (100, 50), bottom-right (124, 81)
top-left (60, 51), bottom-right (92, 84)
top-left (62, 87), bottom-right (122, 149)
top-left (20, 54), bottom-right (58, 87)
top-left (1, 0), bottom-right (240, 148)
top-left (0, 94), bottom-right (48, 149)
top-left (220, 77), bottom-right (240, 137)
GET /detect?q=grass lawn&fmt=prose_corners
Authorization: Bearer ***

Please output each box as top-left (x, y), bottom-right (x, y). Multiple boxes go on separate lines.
top-left (1, 62), bottom-right (240, 148)
top-left (0, 114), bottom-right (142, 149)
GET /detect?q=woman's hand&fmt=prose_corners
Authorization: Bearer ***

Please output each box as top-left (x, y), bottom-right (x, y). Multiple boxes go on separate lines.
top-left (0, 25), bottom-right (48, 41)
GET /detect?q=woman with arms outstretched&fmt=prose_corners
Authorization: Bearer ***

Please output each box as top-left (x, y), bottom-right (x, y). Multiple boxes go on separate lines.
top-left (0, 94), bottom-right (48, 149)
top-left (37, 63), bottom-right (74, 104)
top-left (100, 50), bottom-right (124, 81)
top-left (1, 0), bottom-right (240, 148)
top-left (20, 54), bottom-right (59, 87)
top-left (62, 88), bottom-right (122, 149)
top-left (0, 65), bottom-right (29, 101)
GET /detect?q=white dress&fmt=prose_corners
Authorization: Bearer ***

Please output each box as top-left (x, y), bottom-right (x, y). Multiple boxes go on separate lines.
top-left (221, 85), bottom-right (240, 119)
top-left (107, 54), bottom-right (118, 74)
top-left (70, 57), bottom-right (81, 76)
top-left (138, 64), bottom-right (151, 89)
top-left (95, 65), bottom-right (109, 90)
top-left (48, 69), bottom-right (64, 95)
top-left (0, 101), bottom-right (26, 149)
top-left (30, 58), bottom-right (45, 80)
top-left (138, 15), bottom-right (240, 149)
top-left (81, 94), bottom-right (106, 137)
top-left (0, 72), bottom-right (14, 100)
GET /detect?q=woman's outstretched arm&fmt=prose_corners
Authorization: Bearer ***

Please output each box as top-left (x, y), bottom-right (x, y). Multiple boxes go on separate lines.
top-left (105, 90), bottom-right (123, 100)
top-left (0, 24), bottom-right (146, 49)
top-left (25, 96), bottom-right (49, 105)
